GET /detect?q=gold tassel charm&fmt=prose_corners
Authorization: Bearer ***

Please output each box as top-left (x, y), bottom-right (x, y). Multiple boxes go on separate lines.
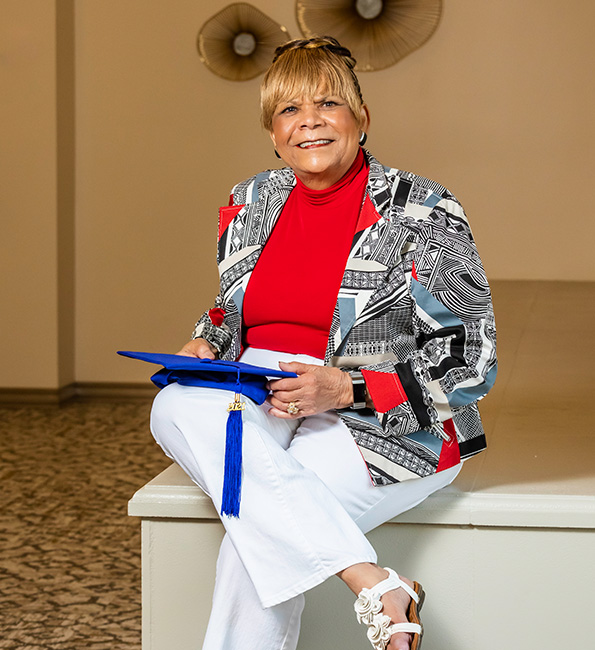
top-left (227, 393), bottom-right (246, 412)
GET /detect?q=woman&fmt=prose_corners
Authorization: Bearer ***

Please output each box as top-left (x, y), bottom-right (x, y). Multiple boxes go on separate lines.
top-left (151, 37), bottom-right (497, 650)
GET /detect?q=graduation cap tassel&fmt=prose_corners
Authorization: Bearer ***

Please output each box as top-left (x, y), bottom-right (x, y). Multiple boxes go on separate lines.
top-left (221, 390), bottom-right (245, 517)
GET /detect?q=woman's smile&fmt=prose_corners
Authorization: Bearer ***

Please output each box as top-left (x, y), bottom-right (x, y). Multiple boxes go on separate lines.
top-left (297, 139), bottom-right (333, 149)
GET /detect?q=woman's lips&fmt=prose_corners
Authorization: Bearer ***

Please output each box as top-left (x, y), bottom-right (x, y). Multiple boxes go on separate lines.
top-left (297, 139), bottom-right (333, 149)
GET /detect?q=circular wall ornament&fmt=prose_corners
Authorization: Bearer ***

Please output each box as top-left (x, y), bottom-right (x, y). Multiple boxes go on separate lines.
top-left (198, 3), bottom-right (290, 81)
top-left (296, 0), bottom-right (442, 71)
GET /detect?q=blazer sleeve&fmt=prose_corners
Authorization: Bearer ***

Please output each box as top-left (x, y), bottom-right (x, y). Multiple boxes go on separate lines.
top-left (361, 194), bottom-right (497, 441)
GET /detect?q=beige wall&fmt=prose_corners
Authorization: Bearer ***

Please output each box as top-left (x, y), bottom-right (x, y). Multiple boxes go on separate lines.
top-left (1, 1), bottom-right (62, 389)
top-left (2, 0), bottom-right (594, 388)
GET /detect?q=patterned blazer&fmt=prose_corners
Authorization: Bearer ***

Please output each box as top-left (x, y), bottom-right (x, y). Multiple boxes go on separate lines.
top-left (193, 151), bottom-right (497, 485)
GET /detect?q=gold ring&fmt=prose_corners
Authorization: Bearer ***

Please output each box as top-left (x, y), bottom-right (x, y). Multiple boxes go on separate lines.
top-left (287, 402), bottom-right (299, 415)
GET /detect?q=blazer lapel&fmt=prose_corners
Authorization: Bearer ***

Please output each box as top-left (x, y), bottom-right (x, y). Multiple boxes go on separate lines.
top-left (325, 153), bottom-right (393, 361)
top-left (218, 168), bottom-right (296, 318)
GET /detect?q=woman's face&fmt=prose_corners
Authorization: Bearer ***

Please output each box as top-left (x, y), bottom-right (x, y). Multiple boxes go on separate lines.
top-left (270, 93), bottom-right (369, 190)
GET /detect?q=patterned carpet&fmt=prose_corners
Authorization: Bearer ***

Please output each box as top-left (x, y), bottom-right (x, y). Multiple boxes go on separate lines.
top-left (0, 400), bottom-right (169, 650)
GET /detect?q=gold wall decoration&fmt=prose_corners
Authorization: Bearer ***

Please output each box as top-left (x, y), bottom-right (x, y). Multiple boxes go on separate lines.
top-left (296, 0), bottom-right (442, 71)
top-left (198, 3), bottom-right (290, 81)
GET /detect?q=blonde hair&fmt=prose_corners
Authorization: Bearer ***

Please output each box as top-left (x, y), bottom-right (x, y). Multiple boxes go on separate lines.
top-left (260, 37), bottom-right (365, 132)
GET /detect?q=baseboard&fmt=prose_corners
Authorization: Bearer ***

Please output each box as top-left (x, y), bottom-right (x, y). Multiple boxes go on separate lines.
top-left (0, 384), bottom-right (76, 405)
top-left (0, 382), bottom-right (157, 405)
top-left (74, 382), bottom-right (158, 401)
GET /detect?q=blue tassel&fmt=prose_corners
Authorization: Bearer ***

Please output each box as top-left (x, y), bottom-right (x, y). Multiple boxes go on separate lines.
top-left (221, 393), bottom-right (244, 517)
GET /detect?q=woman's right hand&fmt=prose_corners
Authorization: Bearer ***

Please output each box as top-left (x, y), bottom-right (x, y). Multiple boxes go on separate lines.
top-left (176, 338), bottom-right (218, 359)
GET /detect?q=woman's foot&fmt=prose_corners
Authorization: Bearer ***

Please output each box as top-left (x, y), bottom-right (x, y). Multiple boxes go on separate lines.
top-left (338, 563), bottom-right (419, 650)
top-left (379, 573), bottom-right (416, 650)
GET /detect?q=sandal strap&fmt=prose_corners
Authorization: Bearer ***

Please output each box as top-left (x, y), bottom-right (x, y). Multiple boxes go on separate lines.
top-left (369, 568), bottom-right (420, 603)
top-left (387, 621), bottom-right (422, 635)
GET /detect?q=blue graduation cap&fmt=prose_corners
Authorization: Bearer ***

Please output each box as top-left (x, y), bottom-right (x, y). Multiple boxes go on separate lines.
top-left (118, 351), bottom-right (297, 517)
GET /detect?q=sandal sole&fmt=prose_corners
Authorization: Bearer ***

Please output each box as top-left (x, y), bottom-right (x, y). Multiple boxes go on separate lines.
top-left (408, 582), bottom-right (425, 650)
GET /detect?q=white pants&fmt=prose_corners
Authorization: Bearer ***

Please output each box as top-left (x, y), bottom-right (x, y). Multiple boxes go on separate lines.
top-left (150, 348), bottom-right (462, 650)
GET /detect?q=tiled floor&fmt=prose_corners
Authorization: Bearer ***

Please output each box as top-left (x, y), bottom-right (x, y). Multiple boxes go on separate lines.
top-left (0, 281), bottom-right (593, 649)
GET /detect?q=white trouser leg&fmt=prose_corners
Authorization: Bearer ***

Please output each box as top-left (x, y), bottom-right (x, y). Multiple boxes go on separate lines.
top-left (202, 535), bottom-right (304, 650)
top-left (287, 408), bottom-right (462, 534)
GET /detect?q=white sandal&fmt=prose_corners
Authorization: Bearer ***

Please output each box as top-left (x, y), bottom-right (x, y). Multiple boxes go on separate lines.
top-left (354, 567), bottom-right (424, 650)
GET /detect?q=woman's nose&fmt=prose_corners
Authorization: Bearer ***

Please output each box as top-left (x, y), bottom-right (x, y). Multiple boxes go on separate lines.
top-left (300, 105), bottom-right (323, 129)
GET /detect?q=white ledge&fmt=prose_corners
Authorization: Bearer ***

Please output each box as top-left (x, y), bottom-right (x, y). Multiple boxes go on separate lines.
top-left (128, 464), bottom-right (595, 529)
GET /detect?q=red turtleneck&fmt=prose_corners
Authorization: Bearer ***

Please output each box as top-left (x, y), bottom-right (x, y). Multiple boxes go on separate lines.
top-left (242, 148), bottom-right (369, 358)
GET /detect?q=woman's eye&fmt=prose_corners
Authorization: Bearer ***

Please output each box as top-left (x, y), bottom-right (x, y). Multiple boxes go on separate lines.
top-left (280, 106), bottom-right (296, 114)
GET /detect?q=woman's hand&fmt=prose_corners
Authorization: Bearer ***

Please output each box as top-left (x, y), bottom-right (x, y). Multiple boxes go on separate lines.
top-left (176, 338), bottom-right (218, 359)
top-left (267, 361), bottom-right (354, 419)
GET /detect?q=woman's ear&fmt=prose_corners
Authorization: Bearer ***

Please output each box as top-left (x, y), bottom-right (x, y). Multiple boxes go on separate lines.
top-left (269, 130), bottom-right (277, 148)
top-left (359, 104), bottom-right (371, 133)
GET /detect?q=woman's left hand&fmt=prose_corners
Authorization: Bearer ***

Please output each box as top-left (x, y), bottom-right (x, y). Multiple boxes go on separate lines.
top-left (267, 362), bottom-right (354, 419)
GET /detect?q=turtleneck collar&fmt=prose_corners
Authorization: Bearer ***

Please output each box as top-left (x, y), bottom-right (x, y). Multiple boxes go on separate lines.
top-left (293, 147), bottom-right (368, 206)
